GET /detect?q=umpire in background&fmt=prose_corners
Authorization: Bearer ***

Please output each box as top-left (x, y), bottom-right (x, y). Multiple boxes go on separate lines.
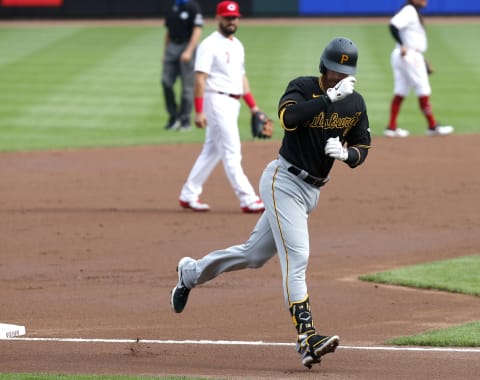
top-left (162, 0), bottom-right (203, 131)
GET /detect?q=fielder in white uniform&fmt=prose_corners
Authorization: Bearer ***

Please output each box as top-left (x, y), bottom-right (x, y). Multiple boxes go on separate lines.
top-left (178, 0), bottom-right (265, 213)
top-left (384, 0), bottom-right (453, 138)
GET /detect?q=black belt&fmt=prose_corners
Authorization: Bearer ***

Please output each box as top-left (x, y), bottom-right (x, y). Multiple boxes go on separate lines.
top-left (216, 91), bottom-right (241, 99)
top-left (288, 166), bottom-right (328, 188)
top-left (170, 38), bottom-right (188, 44)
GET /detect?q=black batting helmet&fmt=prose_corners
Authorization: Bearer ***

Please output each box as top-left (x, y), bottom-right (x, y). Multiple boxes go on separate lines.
top-left (319, 37), bottom-right (358, 75)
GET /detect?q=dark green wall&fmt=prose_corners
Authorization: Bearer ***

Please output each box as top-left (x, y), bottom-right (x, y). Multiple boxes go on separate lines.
top-left (252, 0), bottom-right (297, 16)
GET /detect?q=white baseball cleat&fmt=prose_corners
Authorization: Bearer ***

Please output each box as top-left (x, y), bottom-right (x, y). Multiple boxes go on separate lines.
top-left (179, 199), bottom-right (210, 212)
top-left (427, 125), bottom-right (454, 136)
top-left (241, 199), bottom-right (265, 214)
top-left (384, 127), bottom-right (410, 138)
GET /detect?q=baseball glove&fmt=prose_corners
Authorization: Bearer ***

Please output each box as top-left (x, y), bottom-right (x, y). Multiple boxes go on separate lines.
top-left (251, 110), bottom-right (274, 139)
top-left (425, 59), bottom-right (434, 75)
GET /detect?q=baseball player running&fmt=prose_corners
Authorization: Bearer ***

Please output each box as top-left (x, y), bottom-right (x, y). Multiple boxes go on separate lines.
top-left (385, 0), bottom-right (453, 137)
top-left (178, 1), bottom-right (265, 213)
top-left (171, 37), bottom-right (371, 369)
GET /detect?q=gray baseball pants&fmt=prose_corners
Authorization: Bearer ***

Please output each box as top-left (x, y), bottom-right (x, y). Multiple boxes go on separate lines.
top-left (180, 155), bottom-right (321, 307)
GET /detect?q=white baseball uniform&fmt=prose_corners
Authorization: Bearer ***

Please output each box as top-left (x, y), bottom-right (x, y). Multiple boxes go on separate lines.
top-left (390, 4), bottom-right (431, 96)
top-left (179, 30), bottom-right (260, 208)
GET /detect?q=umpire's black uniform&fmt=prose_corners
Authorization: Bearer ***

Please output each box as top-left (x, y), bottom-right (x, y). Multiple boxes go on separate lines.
top-left (162, 0), bottom-right (203, 129)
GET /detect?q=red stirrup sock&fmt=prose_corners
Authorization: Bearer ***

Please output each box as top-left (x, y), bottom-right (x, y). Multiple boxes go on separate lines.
top-left (388, 95), bottom-right (404, 129)
top-left (419, 95), bottom-right (437, 129)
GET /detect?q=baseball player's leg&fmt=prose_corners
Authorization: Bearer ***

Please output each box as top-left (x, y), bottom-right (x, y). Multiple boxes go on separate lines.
top-left (179, 129), bottom-right (221, 203)
top-left (387, 95), bottom-right (404, 127)
top-left (408, 54), bottom-right (445, 132)
top-left (171, 212), bottom-right (276, 313)
top-left (289, 296), bottom-right (339, 368)
top-left (178, 52), bottom-right (195, 129)
top-left (390, 50), bottom-right (409, 98)
top-left (418, 94), bottom-right (436, 128)
top-left (385, 49), bottom-right (410, 137)
top-left (161, 45), bottom-right (181, 129)
top-left (263, 181), bottom-right (311, 304)
top-left (221, 144), bottom-right (259, 208)
top-left (259, 160), bottom-right (316, 305)
top-left (211, 95), bottom-right (260, 208)
top-left (180, 94), bottom-right (224, 204)
top-left (181, 213), bottom-right (276, 289)
top-left (406, 51), bottom-right (431, 97)
top-left (260, 160), bottom-right (338, 367)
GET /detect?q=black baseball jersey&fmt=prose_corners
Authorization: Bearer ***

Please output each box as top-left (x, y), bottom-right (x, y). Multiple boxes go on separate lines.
top-left (278, 76), bottom-right (371, 179)
top-left (165, 1), bottom-right (203, 43)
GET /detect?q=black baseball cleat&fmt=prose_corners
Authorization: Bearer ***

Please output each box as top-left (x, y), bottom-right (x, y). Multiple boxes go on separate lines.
top-left (296, 334), bottom-right (340, 369)
top-left (164, 117), bottom-right (180, 131)
top-left (170, 257), bottom-right (193, 313)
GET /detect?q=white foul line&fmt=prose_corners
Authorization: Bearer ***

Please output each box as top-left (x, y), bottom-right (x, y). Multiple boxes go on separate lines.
top-left (5, 337), bottom-right (480, 353)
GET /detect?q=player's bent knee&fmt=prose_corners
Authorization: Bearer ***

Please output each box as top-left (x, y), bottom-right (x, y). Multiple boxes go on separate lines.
top-left (246, 257), bottom-right (268, 269)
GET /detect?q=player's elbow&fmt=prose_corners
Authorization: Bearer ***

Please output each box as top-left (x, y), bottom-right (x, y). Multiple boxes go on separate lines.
top-left (346, 146), bottom-right (369, 168)
top-left (279, 106), bottom-right (298, 131)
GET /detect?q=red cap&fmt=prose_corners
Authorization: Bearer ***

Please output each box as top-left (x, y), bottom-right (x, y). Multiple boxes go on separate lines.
top-left (216, 1), bottom-right (241, 17)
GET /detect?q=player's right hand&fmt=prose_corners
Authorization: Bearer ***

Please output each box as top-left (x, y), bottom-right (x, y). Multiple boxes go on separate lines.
top-left (326, 76), bottom-right (356, 103)
top-left (195, 113), bottom-right (207, 128)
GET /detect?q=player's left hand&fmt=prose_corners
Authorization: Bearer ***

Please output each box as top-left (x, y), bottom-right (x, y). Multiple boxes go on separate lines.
top-left (325, 137), bottom-right (348, 161)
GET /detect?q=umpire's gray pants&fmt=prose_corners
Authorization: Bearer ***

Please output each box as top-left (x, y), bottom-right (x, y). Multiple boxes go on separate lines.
top-left (161, 42), bottom-right (195, 123)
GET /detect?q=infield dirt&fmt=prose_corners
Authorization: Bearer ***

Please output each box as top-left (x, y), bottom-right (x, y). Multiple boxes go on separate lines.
top-left (1, 135), bottom-right (479, 379)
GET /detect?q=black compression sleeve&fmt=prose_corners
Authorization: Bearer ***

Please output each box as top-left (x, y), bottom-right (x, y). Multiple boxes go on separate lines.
top-left (281, 96), bottom-right (330, 128)
top-left (389, 24), bottom-right (403, 45)
top-left (345, 146), bottom-right (368, 168)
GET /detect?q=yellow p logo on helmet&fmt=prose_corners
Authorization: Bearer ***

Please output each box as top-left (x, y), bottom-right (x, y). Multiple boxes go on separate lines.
top-left (319, 37), bottom-right (358, 75)
top-left (340, 54), bottom-right (349, 64)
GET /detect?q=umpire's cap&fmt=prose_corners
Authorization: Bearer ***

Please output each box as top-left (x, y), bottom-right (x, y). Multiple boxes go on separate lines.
top-left (319, 37), bottom-right (358, 75)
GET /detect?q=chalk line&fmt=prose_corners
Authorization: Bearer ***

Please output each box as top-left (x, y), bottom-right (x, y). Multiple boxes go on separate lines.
top-left (5, 337), bottom-right (480, 353)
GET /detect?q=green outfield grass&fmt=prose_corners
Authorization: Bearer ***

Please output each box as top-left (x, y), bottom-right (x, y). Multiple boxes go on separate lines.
top-left (359, 254), bottom-right (480, 296)
top-left (0, 20), bottom-right (479, 152)
top-left (386, 321), bottom-right (480, 347)
top-left (360, 254), bottom-right (480, 346)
